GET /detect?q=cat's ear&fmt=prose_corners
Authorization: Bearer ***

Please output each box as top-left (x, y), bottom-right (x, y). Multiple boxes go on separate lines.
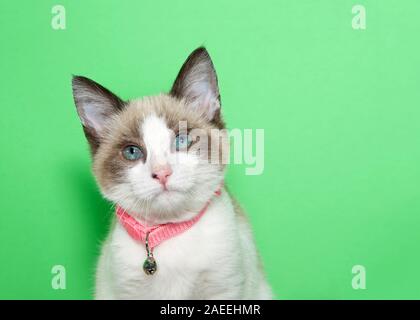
top-left (72, 75), bottom-right (125, 153)
top-left (170, 47), bottom-right (221, 122)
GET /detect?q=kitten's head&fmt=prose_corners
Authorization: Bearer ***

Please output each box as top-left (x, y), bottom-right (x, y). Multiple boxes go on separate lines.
top-left (72, 47), bottom-right (228, 224)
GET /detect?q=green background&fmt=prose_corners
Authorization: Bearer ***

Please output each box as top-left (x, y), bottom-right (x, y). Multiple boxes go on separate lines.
top-left (1, 0), bottom-right (420, 299)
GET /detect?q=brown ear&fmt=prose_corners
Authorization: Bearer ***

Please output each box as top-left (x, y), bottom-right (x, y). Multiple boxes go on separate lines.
top-left (72, 75), bottom-right (125, 153)
top-left (170, 47), bottom-right (221, 122)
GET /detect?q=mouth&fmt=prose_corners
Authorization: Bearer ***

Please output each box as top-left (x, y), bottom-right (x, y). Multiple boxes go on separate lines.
top-left (155, 186), bottom-right (177, 196)
top-left (136, 184), bottom-right (189, 202)
top-left (155, 186), bottom-right (190, 200)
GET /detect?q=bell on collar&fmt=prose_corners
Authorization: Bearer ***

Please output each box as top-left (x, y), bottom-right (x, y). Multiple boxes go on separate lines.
top-left (143, 232), bottom-right (157, 275)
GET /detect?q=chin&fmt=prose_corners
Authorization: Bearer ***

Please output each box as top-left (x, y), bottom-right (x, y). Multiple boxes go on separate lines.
top-left (145, 189), bottom-right (192, 221)
top-left (153, 189), bottom-right (185, 207)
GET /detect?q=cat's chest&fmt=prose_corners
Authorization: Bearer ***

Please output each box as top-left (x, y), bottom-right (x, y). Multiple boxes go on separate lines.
top-left (107, 208), bottom-right (237, 298)
top-left (112, 224), bottom-right (212, 275)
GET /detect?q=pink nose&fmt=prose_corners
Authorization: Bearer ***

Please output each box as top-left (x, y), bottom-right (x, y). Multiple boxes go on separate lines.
top-left (151, 165), bottom-right (172, 186)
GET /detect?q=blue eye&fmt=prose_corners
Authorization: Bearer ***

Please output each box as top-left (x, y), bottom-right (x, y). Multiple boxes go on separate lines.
top-left (175, 134), bottom-right (192, 151)
top-left (122, 145), bottom-right (144, 161)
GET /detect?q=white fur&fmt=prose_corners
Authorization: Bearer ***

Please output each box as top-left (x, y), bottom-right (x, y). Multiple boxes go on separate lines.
top-left (95, 114), bottom-right (272, 299)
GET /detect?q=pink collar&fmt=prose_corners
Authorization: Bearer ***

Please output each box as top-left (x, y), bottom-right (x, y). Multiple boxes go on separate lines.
top-left (116, 189), bottom-right (222, 249)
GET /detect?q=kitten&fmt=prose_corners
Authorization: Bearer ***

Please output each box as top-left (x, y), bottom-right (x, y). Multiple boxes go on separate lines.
top-left (72, 47), bottom-right (272, 299)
